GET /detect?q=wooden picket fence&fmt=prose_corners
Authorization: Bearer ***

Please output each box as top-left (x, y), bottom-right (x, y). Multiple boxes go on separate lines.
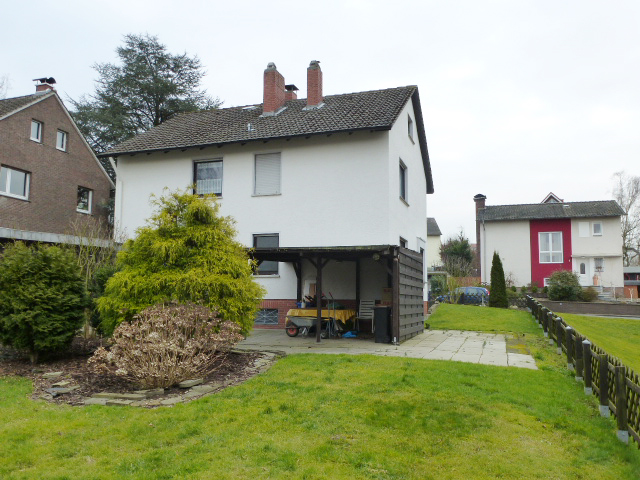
top-left (526, 295), bottom-right (640, 447)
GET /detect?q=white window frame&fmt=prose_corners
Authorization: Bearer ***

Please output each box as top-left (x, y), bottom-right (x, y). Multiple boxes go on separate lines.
top-left (408, 115), bottom-right (414, 142)
top-left (399, 159), bottom-right (408, 203)
top-left (594, 257), bottom-right (604, 272)
top-left (77, 186), bottom-right (93, 214)
top-left (56, 130), bottom-right (68, 152)
top-left (31, 120), bottom-right (42, 142)
top-left (592, 222), bottom-right (603, 236)
top-left (539, 231), bottom-right (563, 264)
top-left (253, 233), bottom-right (279, 275)
top-left (254, 153), bottom-right (281, 196)
top-left (543, 278), bottom-right (551, 287)
top-left (194, 159), bottom-right (223, 196)
top-left (0, 165), bottom-right (30, 200)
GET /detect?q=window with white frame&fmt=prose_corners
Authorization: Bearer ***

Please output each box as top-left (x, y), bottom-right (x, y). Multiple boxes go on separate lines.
top-left (399, 160), bottom-right (408, 202)
top-left (408, 115), bottom-right (414, 142)
top-left (399, 237), bottom-right (407, 248)
top-left (0, 166), bottom-right (30, 199)
top-left (77, 186), bottom-right (92, 213)
top-left (254, 308), bottom-right (279, 325)
top-left (594, 257), bottom-right (604, 272)
top-left (539, 232), bottom-right (563, 263)
top-left (254, 153), bottom-right (281, 195)
top-left (31, 120), bottom-right (42, 142)
top-left (253, 234), bottom-right (279, 275)
top-left (194, 159), bottom-right (223, 196)
top-left (543, 278), bottom-right (551, 287)
top-left (592, 222), bottom-right (603, 236)
top-left (56, 130), bottom-right (68, 151)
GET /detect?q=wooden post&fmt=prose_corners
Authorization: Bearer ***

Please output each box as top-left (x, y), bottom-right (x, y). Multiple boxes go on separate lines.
top-left (392, 251), bottom-right (400, 344)
top-left (355, 257), bottom-right (361, 316)
top-left (574, 334), bottom-right (584, 381)
top-left (583, 340), bottom-right (592, 395)
top-left (315, 255), bottom-right (323, 343)
top-left (294, 260), bottom-right (302, 302)
top-left (555, 317), bottom-right (563, 354)
top-left (614, 365), bottom-right (629, 444)
top-left (598, 354), bottom-right (610, 417)
top-left (548, 312), bottom-right (555, 344)
top-left (565, 327), bottom-right (574, 371)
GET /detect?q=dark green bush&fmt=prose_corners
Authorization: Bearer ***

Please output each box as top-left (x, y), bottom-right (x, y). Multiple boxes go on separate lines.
top-left (0, 243), bottom-right (88, 363)
top-left (510, 285), bottom-right (517, 292)
top-left (530, 282), bottom-right (539, 294)
top-left (542, 286), bottom-right (548, 295)
top-left (548, 270), bottom-right (582, 301)
top-left (489, 252), bottom-right (508, 308)
top-left (579, 286), bottom-right (599, 302)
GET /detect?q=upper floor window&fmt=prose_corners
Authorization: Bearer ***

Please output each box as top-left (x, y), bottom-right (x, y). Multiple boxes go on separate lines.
top-left (539, 232), bottom-right (563, 263)
top-left (255, 153), bottom-right (281, 195)
top-left (399, 160), bottom-right (408, 202)
top-left (194, 159), bottom-right (222, 196)
top-left (0, 165), bottom-right (30, 200)
top-left (253, 233), bottom-right (279, 275)
top-left (31, 120), bottom-right (42, 142)
top-left (592, 222), bottom-right (603, 236)
top-left (408, 115), bottom-right (414, 142)
top-left (77, 186), bottom-right (92, 214)
top-left (56, 130), bottom-right (68, 151)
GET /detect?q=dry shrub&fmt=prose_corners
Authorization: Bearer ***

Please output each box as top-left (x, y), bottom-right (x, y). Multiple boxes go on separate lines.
top-left (89, 303), bottom-right (243, 388)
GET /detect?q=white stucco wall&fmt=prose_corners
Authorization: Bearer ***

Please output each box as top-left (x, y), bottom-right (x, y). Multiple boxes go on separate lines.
top-left (571, 217), bottom-right (624, 288)
top-left (426, 235), bottom-right (442, 267)
top-left (481, 220), bottom-right (531, 286)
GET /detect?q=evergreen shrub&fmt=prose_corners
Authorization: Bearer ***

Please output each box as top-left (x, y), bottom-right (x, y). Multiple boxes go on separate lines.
top-left (548, 270), bottom-right (582, 301)
top-left (488, 252), bottom-right (508, 308)
top-left (0, 243), bottom-right (88, 363)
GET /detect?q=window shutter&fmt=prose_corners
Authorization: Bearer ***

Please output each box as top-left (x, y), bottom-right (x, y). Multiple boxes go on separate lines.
top-left (255, 153), bottom-right (281, 195)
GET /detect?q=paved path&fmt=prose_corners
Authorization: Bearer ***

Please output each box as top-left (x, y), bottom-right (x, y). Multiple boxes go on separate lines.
top-left (237, 329), bottom-right (537, 369)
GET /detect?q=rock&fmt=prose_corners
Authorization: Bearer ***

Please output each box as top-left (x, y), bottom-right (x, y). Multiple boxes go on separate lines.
top-left (93, 392), bottom-right (146, 400)
top-left (52, 380), bottom-right (71, 387)
top-left (178, 378), bottom-right (203, 388)
top-left (83, 398), bottom-right (107, 406)
top-left (133, 388), bottom-right (165, 398)
top-left (105, 399), bottom-right (133, 406)
top-left (160, 396), bottom-right (184, 405)
top-left (42, 371), bottom-right (63, 379)
top-left (190, 385), bottom-right (216, 394)
top-left (45, 386), bottom-right (79, 397)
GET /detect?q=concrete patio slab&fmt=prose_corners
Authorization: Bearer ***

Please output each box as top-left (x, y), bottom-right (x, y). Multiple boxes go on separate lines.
top-left (236, 329), bottom-right (537, 369)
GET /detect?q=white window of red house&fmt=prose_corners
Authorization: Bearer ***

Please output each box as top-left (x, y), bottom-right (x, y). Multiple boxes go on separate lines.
top-left (539, 232), bottom-right (563, 263)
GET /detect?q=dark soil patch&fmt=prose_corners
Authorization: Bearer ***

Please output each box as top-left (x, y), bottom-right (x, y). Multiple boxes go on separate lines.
top-left (0, 337), bottom-right (271, 407)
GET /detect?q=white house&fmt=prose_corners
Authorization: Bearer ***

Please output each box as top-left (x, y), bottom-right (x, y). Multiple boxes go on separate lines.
top-left (474, 193), bottom-right (625, 293)
top-left (101, 61), bottom-right (434, 342)
top-left (426, 217), bottom-right (442, 268)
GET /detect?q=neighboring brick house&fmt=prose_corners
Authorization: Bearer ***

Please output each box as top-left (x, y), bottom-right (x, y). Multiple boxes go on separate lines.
top-left (101, 61), bottom-right (434, 342)
top-left (474, 193), bottom-right (625, 291)
top-left (0, 79), bottom-right (114, 244)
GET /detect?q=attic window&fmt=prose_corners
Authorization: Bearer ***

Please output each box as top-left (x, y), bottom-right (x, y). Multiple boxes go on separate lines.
top-left (31, 120), bottom-right (42, 142)
top-left (592, 222), bottom-right (603, 236)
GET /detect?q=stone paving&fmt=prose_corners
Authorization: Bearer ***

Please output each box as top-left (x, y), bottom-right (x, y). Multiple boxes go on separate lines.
top-left (237, 329), bottom-right (538, 370)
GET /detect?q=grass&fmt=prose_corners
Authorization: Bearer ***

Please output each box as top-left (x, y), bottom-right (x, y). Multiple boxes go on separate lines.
top-left (559, 313), bottom-right (640, 373)
top-left (428, 304), bottom-right (541, 334)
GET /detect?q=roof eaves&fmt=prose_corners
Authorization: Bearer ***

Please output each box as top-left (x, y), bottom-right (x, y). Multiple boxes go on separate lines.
top-left (0, 91), bottom-right (55, 122)
top-left (410, 88), bottom-right (434, 194)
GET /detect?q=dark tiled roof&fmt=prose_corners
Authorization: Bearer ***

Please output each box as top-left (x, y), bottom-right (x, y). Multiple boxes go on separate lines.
top-left (0, 92), bottom-right (52, 119)
top-left (103, 86), bottom-right (416, 156)
top-left (479, 200), bottom-right (624, 221)
top-left (427, 217), bottom-right (442, 236)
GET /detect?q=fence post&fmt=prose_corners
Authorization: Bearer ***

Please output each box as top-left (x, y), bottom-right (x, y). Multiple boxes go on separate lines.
top-left (565, 327), bottom-right (574, 371)
top-left (582, 340), bottom-right (592, 395)
top-left (614, 366), bottom-right (629, 444)
top-left (542, 309), bottom-right (548, 337)
top-left (598, 354), bottom-right (610, 417)
top-left (538, 306), bottom-right (544, 329)
top-left (548, 312), bottom-right (555, 344)
top-left (556, 317), bottom-right (563, 354)
top-left (574, 334), bottom-right (583, 381)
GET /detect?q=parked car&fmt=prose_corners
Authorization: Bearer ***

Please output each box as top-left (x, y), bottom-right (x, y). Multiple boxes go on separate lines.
top-left (436, 287), bottom-right (489, 305)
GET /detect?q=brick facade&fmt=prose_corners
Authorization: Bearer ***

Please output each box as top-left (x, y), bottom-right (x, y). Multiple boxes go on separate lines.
top-left (0, 93), bottom-right (112, 239)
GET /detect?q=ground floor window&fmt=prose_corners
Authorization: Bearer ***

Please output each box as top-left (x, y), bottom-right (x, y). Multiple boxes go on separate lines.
top-left (253, 233), bottom-right (279, 275)
top-left (254, 308), bottom-right (279, 325)
top-left (0, 166), bottom-right (30, 199)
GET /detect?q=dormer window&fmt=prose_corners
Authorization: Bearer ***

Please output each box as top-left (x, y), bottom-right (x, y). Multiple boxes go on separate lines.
top-left (31, 120), bottom-right (42, 142)
top-left (408, 115), bottom-right (414, 142)
top-left (56, 130), bottom-right (68, 151)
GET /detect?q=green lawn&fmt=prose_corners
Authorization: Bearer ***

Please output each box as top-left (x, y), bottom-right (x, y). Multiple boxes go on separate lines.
top-left (559, 313), bottom-right (640, 373)
top-left (428, 304), bottom-right (541, 334)
top-left (1, 350), bottom-right (639, 479)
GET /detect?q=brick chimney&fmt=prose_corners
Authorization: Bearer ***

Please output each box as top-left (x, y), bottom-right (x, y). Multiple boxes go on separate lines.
top-left (263, 63), bottom-right (286, 114)
top-left (306, 60), bottom-right (323, 107)
top-left (474, 194), bottom-right (487, 278)
top-left (33, 77), bottom-right (56, 92)
top-left (284, 84), bottom-right (298, 101)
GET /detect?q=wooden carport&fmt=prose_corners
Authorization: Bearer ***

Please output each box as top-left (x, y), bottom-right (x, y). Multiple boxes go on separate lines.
top-left (250, 245), bottom-right (424, 343)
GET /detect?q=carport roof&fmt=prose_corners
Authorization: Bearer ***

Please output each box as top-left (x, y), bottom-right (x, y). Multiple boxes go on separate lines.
top-left (249, 245), bottom-right (396, 262)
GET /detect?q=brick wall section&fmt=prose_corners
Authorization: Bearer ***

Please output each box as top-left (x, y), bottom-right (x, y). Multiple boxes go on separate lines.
top-left (539, 299), bottom-right (640, 317)
top-left (255, 298), bottom-right (358, 329)
top-left (263, 65), bottom-right (285, 114)
top-left (0, 94), bottom-right (112, 238)
top-left (307, 61), bottom-right (323, 106)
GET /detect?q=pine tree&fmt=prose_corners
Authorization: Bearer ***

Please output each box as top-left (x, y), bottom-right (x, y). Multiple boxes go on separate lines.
top-left (489, 252), bottom-right (508, 308)
top-left (97, 189), bottom-right (265, 335)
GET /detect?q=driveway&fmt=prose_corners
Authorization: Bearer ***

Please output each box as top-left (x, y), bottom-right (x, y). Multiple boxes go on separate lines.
top-left (237, 329), bottom-right (538, 369)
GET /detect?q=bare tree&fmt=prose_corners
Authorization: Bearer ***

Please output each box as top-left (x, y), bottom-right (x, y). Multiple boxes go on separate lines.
top-left (612, 171), bottom-right (640, 266)
top-left (0, 75), bottom-right (9, 99)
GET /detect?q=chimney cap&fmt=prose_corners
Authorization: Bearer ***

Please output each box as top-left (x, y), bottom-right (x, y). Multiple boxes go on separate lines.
top-left (33, 77), bottom-right (56, 85)
top-left (308, 60), bottom-right (321, 69)
top-left (265, 62), bottom-right (277, 71)
top-left (285, 84), bottom-right (298, 92)
top-left (473, 194), bottom-right (486, 201)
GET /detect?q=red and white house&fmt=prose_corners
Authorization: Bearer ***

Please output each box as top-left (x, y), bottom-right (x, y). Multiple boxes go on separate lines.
top-left (474, 193), bottom-right (625, 292)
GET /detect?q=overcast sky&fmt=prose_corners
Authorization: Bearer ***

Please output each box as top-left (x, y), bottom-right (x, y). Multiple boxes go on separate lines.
top-left (3, 0), bottom-right (639, 242)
